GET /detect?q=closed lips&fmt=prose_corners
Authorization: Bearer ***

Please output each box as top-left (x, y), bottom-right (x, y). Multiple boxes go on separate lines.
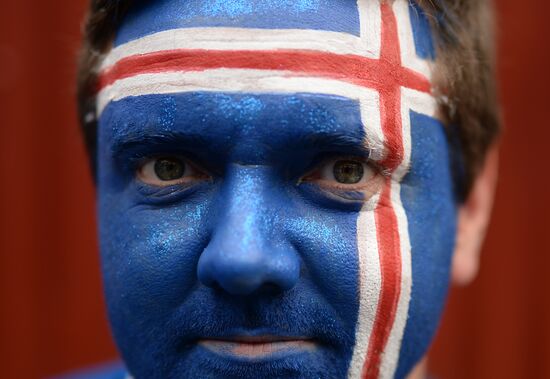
top-left (199, 337), bottom-right (316, 358)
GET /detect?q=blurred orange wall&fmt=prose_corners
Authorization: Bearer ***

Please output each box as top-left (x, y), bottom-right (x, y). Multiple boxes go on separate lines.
top-left (0, 1), bottom-right (548, 378)
top-left (429, 1), bottom-right (550, 378)
top-left (0, 2), bottom-right (117, 378)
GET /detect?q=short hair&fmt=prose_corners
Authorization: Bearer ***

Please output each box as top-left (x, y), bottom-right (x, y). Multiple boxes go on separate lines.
top-left (77, 0), bottom-right (500, 197)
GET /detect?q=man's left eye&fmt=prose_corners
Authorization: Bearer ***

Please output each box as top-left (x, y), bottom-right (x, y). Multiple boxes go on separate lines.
top-left (302, 158), bottom-right (378, 190)
top-left (332, 160), bottom-right (366, 184)
top-left (137, 156), bottom-right (209, 186)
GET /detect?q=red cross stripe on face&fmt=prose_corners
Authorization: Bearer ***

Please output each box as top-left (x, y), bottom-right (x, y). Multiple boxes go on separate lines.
top-left (96, 1), bottom-right (436, 378)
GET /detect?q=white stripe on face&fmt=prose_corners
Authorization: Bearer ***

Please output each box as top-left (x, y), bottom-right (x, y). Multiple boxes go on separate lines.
top-left (100, 27), bottom-right (374, 71)
top-left (100, 0), bottom-right (382, 71)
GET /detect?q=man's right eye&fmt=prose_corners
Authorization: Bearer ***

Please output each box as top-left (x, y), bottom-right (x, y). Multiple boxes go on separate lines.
top-left (137, 156), bottom-right (209, 187)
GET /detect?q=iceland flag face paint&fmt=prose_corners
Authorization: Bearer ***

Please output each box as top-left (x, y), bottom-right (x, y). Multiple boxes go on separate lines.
top-left (96, 1), bottom-right (458, 378)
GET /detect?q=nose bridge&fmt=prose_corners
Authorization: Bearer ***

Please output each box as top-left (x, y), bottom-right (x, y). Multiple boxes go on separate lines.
top-left (222, 165), bottom-right (270, 248)
top-left (197, 165), bottom-right (300, 296)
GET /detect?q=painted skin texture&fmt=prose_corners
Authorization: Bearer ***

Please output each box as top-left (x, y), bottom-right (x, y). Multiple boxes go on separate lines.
top-left (93, 1), bottom-right (457, 378)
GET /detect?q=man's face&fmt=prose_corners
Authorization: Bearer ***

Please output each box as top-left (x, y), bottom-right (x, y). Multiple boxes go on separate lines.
top-left (96, 1), bottom-right (458, 378)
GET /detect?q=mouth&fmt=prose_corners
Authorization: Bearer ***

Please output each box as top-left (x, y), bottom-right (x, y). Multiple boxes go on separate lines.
top-left (199, 336), bottom-right (317, 359)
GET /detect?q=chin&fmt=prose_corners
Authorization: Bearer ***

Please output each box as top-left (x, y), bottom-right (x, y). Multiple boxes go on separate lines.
top-left (125, 342), bottom-right (347, 379)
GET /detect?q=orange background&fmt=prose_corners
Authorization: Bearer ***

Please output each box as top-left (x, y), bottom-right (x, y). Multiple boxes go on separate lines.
top-left (0, 1), bottom-right (549, 378)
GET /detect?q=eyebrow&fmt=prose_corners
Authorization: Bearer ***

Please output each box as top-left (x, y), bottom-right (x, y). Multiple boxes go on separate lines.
top-left (109, 131), bottom-right (211, 158)
top-left (291, 132), bottom-right (373, 157)
top-left (109, 127), bottom-right (384, 165)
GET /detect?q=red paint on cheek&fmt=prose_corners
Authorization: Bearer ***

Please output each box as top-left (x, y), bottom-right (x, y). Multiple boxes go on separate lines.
top-left (363, 4), bottom-right (406, 379)
top-left (364, 178), bottom-right (403, 379)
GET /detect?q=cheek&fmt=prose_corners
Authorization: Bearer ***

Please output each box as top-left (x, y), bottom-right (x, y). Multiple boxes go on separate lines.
top-left (98, 198), bottom-right (211, 313)
top-left (287, 208), bottom-right (361, 322)
top-left (394, 112), bottom-right (459, 377)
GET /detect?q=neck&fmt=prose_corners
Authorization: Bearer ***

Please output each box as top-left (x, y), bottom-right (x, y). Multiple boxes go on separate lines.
top-left (407, 357), bottom-right (428, 379)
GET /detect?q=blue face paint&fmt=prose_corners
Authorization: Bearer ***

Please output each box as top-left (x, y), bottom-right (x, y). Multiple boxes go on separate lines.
top-left (395, 112), bottom-right (457, 378)
top-left (99, 93), bottom-right (364, 378)
top-left (97, 1), bottom-right (458, 378)
top-left (115, 0), bottom-right (360, 46)
top-left (408, 0), bottom-right (436, 60)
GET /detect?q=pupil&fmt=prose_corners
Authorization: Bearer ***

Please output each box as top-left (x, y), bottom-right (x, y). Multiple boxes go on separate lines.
top-left (154, 158), bottom-right (185, 181)
top-left (333, 160), bottom-right (364, 184)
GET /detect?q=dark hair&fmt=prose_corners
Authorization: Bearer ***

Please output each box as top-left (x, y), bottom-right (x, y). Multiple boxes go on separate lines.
top-left (76, 0), bottom-right (500, 196)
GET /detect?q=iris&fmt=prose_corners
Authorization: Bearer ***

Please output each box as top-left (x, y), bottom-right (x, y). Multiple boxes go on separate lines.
top-left (154, 157), bottom-right (185, 181)
top-left (333, 160), bottom-right (364, 184)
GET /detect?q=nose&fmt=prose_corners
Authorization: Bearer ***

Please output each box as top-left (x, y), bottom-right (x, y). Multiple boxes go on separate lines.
top-left (197, 166), bottom-right (300, 296)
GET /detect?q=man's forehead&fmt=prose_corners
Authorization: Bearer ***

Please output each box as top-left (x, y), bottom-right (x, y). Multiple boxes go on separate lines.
top-left (99, 0), bottom-right (438, 168)
top-left (103, 93), bottom-right (373, 166)
top-left (115, 0), bottom-right (361, 46)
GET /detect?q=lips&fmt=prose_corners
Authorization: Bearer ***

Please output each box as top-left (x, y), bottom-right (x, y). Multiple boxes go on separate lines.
top-left (199, 336), bottom-right (317, 359)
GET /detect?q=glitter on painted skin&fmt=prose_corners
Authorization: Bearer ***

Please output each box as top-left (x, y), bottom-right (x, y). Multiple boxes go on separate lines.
top-left (99, 93), bottom-right (364, 378)
top-left (158, 97), bottom-right (177, 131)
top-left (142, 0), bottom-right (327, 20)
top-left (98, 1), bottom-right (457, 378)
top-left (98, 87), bottom-right (454, 379)
top-left (200, 0), bottom-right (323, 19)
top-left (114, 0), bottom-right (361, 46)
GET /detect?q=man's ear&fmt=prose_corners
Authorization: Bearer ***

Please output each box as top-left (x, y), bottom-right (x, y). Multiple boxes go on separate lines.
top-left (451, 145), bottom-right (499, 286)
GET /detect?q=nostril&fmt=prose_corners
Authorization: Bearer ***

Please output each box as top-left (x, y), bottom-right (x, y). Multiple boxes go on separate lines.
top-left (257, 282), bottom-right (285, 296)
top-left (196, 255), bottom-right (218, 288)
top-left (204, 280), bottom-right (225, 293)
